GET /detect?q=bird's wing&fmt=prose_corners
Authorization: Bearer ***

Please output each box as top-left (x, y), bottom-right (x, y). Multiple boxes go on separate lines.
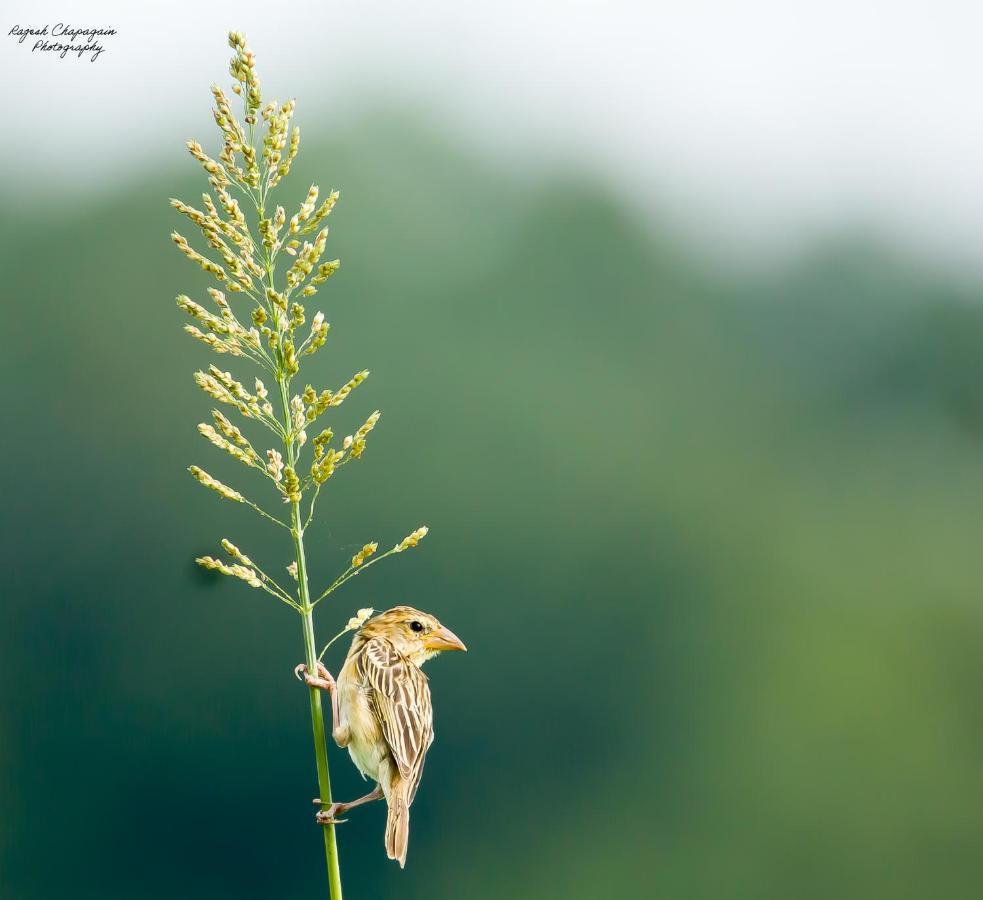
top-left (360, 638), bottom-right (434, 800)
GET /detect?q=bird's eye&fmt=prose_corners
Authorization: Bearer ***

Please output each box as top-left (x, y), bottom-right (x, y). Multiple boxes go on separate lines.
top-left (410, 621), bottom-right (424, 633)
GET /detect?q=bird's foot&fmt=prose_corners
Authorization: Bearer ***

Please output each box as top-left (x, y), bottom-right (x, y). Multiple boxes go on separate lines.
top-left (313, 799), bottom-right (349, 825)
top-left (294, 662), bottom-right (335, 692)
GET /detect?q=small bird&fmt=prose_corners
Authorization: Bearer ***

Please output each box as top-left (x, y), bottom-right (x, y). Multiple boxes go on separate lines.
top-left (296, 606), bottom-right (467, 867)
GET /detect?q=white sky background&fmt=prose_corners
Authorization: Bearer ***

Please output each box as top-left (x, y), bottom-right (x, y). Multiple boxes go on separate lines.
top-left (4, 0), bottom-right (983, 271)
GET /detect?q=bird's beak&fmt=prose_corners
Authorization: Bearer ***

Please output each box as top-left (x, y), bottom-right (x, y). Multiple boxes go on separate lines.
top-left (425, 625), bottom-right (467, 653)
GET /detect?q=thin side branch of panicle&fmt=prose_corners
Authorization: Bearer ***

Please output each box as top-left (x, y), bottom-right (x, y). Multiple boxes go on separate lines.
top-left (317, 607), bottom-right (375, 661)
top-left (197, 554), bottom-right (261, 587)
top-left (196, 540), bottom-right (300, 610)
top-left (188, 464), bottom-right (244, 502)
top-left (395, 526), bottom-right (429, 552)
top-left (312, 526), bottom-right (429, 608)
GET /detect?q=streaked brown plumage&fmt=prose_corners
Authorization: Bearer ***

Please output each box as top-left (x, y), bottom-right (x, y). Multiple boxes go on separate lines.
top-left (297, 606), bottom-right (466, 867)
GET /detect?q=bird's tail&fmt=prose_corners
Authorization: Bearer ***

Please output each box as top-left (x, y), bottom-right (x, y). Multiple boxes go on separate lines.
top-left (385, 783), bottom-right (410, 868)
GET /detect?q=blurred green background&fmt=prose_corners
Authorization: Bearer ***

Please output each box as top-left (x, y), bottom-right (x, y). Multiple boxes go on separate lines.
top-left (4, 11), bottom-right (983, 899)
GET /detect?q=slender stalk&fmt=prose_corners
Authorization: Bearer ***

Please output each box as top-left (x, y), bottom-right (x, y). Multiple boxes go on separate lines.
top-left (278, 328), bottom-right (343, 899)
top-left (295, 506), bottom-right (343, 898)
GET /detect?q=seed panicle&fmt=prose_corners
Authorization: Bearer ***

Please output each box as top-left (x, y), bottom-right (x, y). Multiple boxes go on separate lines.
top-left (196, 554), bottom-right (261, 587)
top-left (174, 33), bottom-right (434, 897)
top-left (188, 465), bottom-right (245, 502)
top-left (351, 543), bottom-right (378, 568)
top-left (395, 526), bottom-right (429, 552)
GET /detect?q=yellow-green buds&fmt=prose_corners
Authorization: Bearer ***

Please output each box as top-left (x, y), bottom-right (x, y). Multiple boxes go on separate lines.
top-left (194, 367), bottom-right (262, 418)
top-left (196, 554), bottom-right (261, 588)
top-left (330, 370), bottom-right (369, 407)
top-left (300, 372), bottom-right (368, 424)
top-left (170, 198), bottom-right (208, 228)
top-left (266, 287), bottom-right (287, 311)
top-left (289, 184), bottom-right (320, 234)
top-left (184, 325), bottom-right (240, 356)
top-left (312, 428), bottom-right (333, 459)
top-left (282, 340), bottom-right (299, 376)
top-left (289, 303), bottom-right (305, 329)
top-left (197, 422), bottom-right (260, 468)
top-left (310, 259), bottom-right (341, 289)
top-left (302, 258), bottom-right (341, 297)
top-left (186, 141), bottom-right (230, 186)
top-left (188, 466), bottom-right (244, 502)
top-left (312, 448), bottom-right (344, 485)
top-left (395, 526), bottom-right (429, 552)
top-left (259, 217), bottom-right (276, 250)
top-left (283, 466), bottom-right (301, 501)
top-left (303, 311), bottom-right (330, 355)
top-left (213, 410), bottom-right (246, 444)
top-left (228, 33), bottom-right (262, 119)
top-left (300, 190), bottom-right (339, 235)
top-left (220, 539), bottom-right (254, 567)
top-left (356, 410), bottom-right (381, 438)
top-left (351, 543), bottom-right (378, 568)
top-left (178, 294), bottom-right (258, 357)
top-left (278, 126), bottom-right (300, 181)
top-left (172, 232), bottom-right (227, 282)
top-left (211, 83), bottom-right (245, 138)
top-left (238, 139), bottom-right (261, 188)
top-left (347, 410), bottom-right (381, 459)
top-left (285, 228), bottom-right (329, 290)
top-left (263, 102), bottom-right (296, 188)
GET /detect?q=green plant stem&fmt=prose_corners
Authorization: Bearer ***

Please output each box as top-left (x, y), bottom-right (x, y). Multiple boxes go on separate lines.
top-left (296, 508), bottom-right (343, 899)
top-left (279, 374), bottom-right (343, 899)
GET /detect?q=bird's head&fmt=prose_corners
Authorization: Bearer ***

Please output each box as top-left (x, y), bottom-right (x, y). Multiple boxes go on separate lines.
top-left (359, 605), bottom-right (467, 666)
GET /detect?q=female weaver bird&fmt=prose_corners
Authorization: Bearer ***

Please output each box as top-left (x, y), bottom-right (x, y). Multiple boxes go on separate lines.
top-left (295, 606), bottom-right (467, 867)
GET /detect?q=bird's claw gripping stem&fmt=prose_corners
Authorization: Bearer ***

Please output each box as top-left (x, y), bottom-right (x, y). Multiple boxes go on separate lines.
top-left (313, 799), bottom-right (349, 825)
top-left (311, 788), bottom-right (383, 825)
top-left (294, 661), bottom-right (335, 692)
top-left (296, 663), bottom-right (346, 746)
